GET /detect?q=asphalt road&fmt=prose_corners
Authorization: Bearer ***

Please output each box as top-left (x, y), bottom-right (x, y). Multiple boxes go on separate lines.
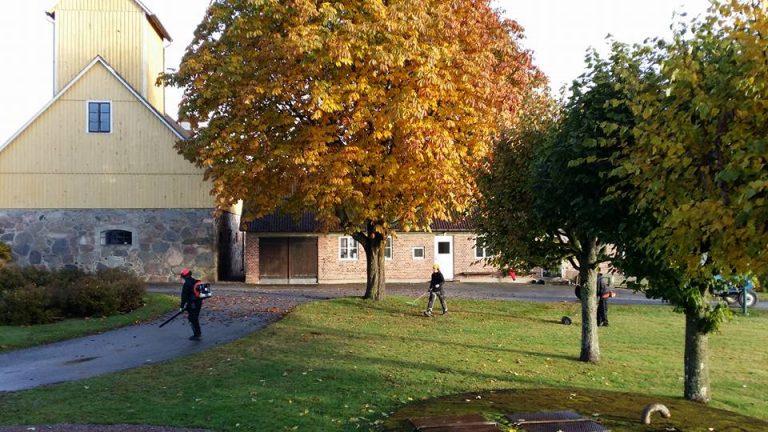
top-left (0, 282), bottom-right (760, 392)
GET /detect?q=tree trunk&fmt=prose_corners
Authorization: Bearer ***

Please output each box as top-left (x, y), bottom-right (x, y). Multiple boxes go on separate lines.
top-left (684, 308), bottom-right (710, 403)
top-left (578, 237), bottom-right (600, 363)
top-left (361, 234), bottom-right (386, 300)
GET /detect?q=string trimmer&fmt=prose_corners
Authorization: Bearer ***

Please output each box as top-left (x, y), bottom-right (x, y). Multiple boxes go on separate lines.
top-left (406, 291), bottom-right (429, 306)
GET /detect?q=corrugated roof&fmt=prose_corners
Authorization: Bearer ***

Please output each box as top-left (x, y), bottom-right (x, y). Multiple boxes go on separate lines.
top-left (245, 213), bottom-right (325, 232)
top-left (243, 212), bottom-right (476, 233)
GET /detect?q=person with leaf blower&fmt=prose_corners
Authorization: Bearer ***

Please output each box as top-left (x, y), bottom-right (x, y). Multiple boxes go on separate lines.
top-left (424, 263), bottom-right (447, 317)
top-left (180, 268), bottom-right (203, 340)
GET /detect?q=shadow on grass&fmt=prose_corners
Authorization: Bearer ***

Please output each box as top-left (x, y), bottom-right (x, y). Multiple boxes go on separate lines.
top-left (287, 318), bottom-right (579, 364)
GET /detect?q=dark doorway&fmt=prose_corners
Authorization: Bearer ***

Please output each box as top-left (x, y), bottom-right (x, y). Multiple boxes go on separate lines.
top-left (217, 212), bottom-right (246, 282)
top-left (259, 237), bottom-right (318, 283)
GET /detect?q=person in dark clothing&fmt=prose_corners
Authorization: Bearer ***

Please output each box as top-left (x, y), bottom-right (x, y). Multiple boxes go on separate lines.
top-left (179, 268), bottom-right (202, 340)
top-left (596, 272), bottom-right (615, 326)
top-left (424, 264), bottom-right (447, 317)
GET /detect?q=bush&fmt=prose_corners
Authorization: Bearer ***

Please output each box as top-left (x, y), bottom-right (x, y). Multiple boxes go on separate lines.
top-left (0, 265), bottom-right (28, 291)
top-left (0, 283), bottom-right (57, 325)
top-left (0, 266), bottom-right (146, 325)
top-left (60, 276), bottom-right (120, 317)
top-left (0, 242), bottom-right (10, 267)
top-left (97, 270), bottom-right (146, 313)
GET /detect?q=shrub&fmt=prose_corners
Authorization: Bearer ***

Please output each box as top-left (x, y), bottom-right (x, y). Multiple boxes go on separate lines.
top-left (0, 266), bottom-right (146, 324)
top-left (60, 276), bottom-right (120, 317)
top-left (19, 266), bottom-right (57, 287)
top-left (0, 242), bottom-right (10, 268)
top-left (0, 283), bottom-right (57, 325)
top-left (53, 267), bottom-right (88, 287)
top-left (94, 269), bottom-right (146, 312)
top-left (0, 265), bottom-right (30, 291)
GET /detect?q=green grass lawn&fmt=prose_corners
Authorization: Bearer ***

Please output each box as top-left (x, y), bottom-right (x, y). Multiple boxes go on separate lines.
top-left (0, 297), bottom-right (765, 431)
top-left (0, 293), bottom-right (177, 352)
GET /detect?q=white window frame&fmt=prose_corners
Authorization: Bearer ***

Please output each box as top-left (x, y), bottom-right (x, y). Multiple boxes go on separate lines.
top-left (412, 246), bottom-right (425, 260)
top-left (86, 100), bottom-right (113, 134)
top-left (339, 236), bottom-right (358, 260)
top-left (474, 242), bottom-right (490, 259)
top-left (384, 236), bottom-right (393, 260)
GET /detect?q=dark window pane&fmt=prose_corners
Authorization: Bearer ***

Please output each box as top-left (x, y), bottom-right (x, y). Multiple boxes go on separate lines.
top-left (100, 119), bottom-right (110, 132)
top-left (89, 121), bottom-right (99, 132)
top-left (438, 242), bottom-right (450, 254)
top-left (104, 230), bottom-right (132, 245)
top-left (100, 104), bottom-right (110, 114)
top-left (89, 103), bottom-right (98, 113)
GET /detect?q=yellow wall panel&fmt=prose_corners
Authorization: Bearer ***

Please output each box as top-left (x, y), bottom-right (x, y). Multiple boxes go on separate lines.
top-left (0, 62), bottom-right (211, 209)
top-left (55, 7), bottom-right (143, 94)
top-left (0, 174), bottom-right (211, 209)
top-left (144, 19), bottom-right (165, 111)
top-left (52, 0), bottom-right (166, 113)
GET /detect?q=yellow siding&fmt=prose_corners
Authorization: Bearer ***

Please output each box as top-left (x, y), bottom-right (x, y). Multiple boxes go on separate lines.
top-left (0, 62), bottom-right (211, 209)
top-left (53, 0), bottom-right (167, 113)
top-left (144, 19), bottom-right (165, 111)
top-left (0, 174), bottom-right (210, 209)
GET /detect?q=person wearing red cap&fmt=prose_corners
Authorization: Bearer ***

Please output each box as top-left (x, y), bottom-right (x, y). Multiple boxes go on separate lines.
top-left (179, 268), bottom-right (202, 340)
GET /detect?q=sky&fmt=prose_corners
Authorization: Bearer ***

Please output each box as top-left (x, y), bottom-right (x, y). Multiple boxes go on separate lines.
top-left (0, 0), bottom-right (712, 144)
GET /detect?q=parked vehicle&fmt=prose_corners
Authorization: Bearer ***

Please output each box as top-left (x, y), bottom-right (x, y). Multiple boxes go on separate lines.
top-left (713, 275), bottom-right (758, 308)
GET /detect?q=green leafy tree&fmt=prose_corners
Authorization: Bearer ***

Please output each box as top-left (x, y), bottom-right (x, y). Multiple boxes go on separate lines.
top-left (162, 0), bottom-right (540, 299)
top-left (613, 1), bottom-right (768, 402)
top-left (477, 49), bottom-right (634, 362)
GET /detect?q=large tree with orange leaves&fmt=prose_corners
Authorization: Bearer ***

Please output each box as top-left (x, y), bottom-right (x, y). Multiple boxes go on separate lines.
top-left (163, 0), bottom-right (541, 299)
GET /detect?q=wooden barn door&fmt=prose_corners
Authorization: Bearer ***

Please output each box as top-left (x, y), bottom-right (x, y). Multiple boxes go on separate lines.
top-left (259, 237), bottom-right (318, 283)
top-left (259, 238), bottom-right (289, 282)
top-left (288, 237), bottom-right (318, 282)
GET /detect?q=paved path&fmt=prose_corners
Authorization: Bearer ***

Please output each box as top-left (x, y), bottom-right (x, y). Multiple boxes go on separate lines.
top-left (0, 282), bottom-right (758, 392)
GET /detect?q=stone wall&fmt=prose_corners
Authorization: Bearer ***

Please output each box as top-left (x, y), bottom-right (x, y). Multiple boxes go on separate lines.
top-left (0, 209), bottom-right (216, 282)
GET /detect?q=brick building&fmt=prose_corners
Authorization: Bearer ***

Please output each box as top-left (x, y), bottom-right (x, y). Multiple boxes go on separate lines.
top-left (243, 213), bottom-right (507, 284)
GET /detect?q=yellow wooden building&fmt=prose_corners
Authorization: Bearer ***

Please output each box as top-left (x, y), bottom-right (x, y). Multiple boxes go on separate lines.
top-left (0, 0), bottom-right (244, 281)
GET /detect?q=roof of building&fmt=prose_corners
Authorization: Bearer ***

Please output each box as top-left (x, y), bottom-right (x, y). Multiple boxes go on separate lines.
top-left (0, 55), bottom-right (187, 154)
top-left (243, 212), bottom-right (476, 233)
top-left (47, 0), bottom-right (173, 42)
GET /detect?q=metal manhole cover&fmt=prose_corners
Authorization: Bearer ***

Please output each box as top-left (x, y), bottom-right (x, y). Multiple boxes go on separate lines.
top-left (409, 414), bottom-right (501, 431)
top-left (505, 410), bottom-right (609, 432)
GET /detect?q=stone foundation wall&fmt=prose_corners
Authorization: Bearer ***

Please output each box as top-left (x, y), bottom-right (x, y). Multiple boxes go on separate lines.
top-left (0, 209), bottom-right (216, 282)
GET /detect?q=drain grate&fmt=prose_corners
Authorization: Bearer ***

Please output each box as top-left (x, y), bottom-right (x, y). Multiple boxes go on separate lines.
top-left (505, 410), bottom-right (609, 432)
top-left (409, 414), bottom-right (501, 431)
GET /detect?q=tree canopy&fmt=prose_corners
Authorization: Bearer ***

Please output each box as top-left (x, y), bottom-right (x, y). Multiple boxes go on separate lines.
top-left (605, 1), bottom-right (768, 402)
top-left (163, 0), bottom-right (541, 298)
top-left (622, 1), bottom-right (768, 280)
top-left (476, 49), bottom-right (636, 362)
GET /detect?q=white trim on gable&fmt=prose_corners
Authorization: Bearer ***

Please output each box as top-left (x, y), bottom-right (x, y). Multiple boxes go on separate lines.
top-left (0, 55), bottom-right (185, 154)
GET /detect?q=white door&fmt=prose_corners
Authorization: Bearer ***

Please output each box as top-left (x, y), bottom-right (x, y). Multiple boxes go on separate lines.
top-left (434, 235), bottom-right (454, 279)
